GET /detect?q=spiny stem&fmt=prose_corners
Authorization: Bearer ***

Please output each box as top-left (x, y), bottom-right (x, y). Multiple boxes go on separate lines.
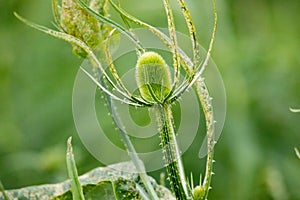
top-left (193, 79), bottom-right (215, 200)
top-left (155, 104), bottom-right (192, 200)
top-left (192, 1), bottom-right (218, 197)
top-left (109, 99), bottom-right (159, 200)
top-left (92, 63), bottom-right (159, 200)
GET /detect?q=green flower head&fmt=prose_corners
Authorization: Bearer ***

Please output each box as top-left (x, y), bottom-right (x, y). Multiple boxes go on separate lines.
top-left (53, 0), bottom-right (110, 57)
top-left (136, 52), bottom-right (172, 104)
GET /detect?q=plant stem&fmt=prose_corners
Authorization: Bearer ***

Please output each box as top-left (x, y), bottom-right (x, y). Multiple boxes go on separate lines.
top-left (97, 74), bottom-right (159, 200)
top-left (0, 180), bottom-right (9, 200)
top-left (193, 80), bottom-right (215, 200)
top-left (155, 103), bottom-right (192, 200)
top-left (66, 137), bottom-right (85, 200)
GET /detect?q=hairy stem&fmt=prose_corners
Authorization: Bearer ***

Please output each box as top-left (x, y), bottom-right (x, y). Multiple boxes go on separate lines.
top-left (106, 91), bottom-right (159, 200)
top-left (155, 104), bottom-right (192, 200)
top-left (91, 64), bottom-right (159, 200)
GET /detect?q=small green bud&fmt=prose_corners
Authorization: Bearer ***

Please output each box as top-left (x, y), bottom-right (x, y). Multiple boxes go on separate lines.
top-left (193, 185), bottom-right (205, 200)
top-left (136, 52), bottom-right (172, 104)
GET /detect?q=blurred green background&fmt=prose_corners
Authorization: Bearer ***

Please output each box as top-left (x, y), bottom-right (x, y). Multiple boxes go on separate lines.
top-left (0, 0), bottom-right (300, 199)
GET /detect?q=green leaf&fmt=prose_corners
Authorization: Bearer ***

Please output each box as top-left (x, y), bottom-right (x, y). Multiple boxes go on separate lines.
top-left (66, 137), bottom-right (85, 200)
top-left (0, 162), bottom-right (174, 200)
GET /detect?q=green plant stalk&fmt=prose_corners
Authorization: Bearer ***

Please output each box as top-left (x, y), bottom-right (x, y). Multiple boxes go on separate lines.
top-left (0, 180), bottom-right (9, 200)
top-left (155, 103), bottom-right (192, 200)
top-left (98, 77), bottom-right (159, 200)
top-left (66, 137), bottom-right (85, 200)
top-left (193, 80), bottom-right (215, 200)
top-left (192, 2), bottom-right (217, 199)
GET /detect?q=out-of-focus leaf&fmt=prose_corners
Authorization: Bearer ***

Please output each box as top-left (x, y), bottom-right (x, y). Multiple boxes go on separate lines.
top-left (290, 108), bottom-right (300, 113)
top-left (0, 162), bottom-right (174, 200)
top-left (295, 148), bottom-right (300, 159)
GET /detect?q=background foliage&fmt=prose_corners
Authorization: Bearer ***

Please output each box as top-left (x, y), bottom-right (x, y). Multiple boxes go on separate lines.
top-left (0, 0), bottom-right (299, 199)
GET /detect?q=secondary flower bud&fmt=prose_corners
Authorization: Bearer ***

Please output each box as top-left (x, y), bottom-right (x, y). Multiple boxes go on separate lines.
top-left (56, 0), bottom-right (110, 57)
top-left (136, 52), bottom-right (172, 104)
